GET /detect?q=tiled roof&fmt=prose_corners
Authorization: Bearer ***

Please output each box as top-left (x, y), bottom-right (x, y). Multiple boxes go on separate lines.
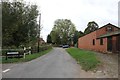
top-left (97, 30), bottom-right (120, 38)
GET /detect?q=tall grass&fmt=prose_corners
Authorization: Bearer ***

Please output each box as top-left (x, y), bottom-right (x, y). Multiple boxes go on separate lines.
top-left (66, 48), bottom-right (100, 71)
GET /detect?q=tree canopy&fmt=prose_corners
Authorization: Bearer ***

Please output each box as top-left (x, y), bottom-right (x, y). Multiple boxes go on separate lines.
top-left (48, 20), bottom-right (99, 46)
top-left (73, 31), bottom-right (84, 45)
top-left (47, 34), bottom-right (52, 43)
top-left (2, 1), bottom-right (39, 48)
top-left (50, 19), bottom-right (76, 45)
top-left (84, 21), bottom-right (99, 34)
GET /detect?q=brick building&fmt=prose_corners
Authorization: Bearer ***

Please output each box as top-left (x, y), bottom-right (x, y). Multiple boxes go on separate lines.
top-left (78, 23), bottom-right (120, 53)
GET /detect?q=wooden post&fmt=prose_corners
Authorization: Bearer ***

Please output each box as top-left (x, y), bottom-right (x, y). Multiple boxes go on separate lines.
top-left (38, 13), bottom-right (41, 52)
top-left (23, 53), bottom-right (25, 59)
top-left (5, 52), bottom-right (7, 60)
top-left (24, 47), bottom-right (26, 59)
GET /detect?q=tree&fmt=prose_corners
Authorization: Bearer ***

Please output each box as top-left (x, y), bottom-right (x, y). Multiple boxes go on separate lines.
top-left (73, 31), bottom-right (84, 45)
top-left (84, 21), bottom-right (99, 34)
top-left (47, 34), bottom-right (52, 43)
top-left (2, 1), bottom-right (39, 48)
top-left (50, 31), bottom-right (58, 44)
top-left (50, 19), bottom-right (76, 45)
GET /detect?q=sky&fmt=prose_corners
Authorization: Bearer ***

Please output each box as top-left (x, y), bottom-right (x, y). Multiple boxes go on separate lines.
top-left (25, 0), bottom-right (119, 42)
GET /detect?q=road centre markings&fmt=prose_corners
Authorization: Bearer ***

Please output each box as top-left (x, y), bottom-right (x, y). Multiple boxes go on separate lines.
top-left (2, 69), bottom-right (10, 73)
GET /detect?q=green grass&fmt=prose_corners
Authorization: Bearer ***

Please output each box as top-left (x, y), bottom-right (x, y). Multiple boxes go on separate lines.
top-left (66, 48), bottom-right (100, 71)
top-left (2, 48), bottom-right (53, 63)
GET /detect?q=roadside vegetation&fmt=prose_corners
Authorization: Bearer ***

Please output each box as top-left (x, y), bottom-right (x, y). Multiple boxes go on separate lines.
top-left (47, 20), bottom-right (99, 47)
top-left (2, 48), bottom-right (52, 63)
top-left (2, 1), bottom-right (53, 64)
top-left (66, 48), bottom-right (100, 71)
top-left (2, 1), bottom-right (39, 48)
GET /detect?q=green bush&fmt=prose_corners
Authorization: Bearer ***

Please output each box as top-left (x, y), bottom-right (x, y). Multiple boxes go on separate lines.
top-left (31, 45), bottom-right (52, 53)
top-left (31, 46), bottom-right (38, 53)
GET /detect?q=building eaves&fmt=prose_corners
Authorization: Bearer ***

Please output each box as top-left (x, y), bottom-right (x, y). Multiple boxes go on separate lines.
top-left (97, 30), bottom-right (120, 39)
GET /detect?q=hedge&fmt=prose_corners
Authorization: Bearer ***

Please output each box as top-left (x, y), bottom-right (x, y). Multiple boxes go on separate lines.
top-left (31, 45), bottom-right (52, 53)
top-left (1, 45), bottom-right (52, 56)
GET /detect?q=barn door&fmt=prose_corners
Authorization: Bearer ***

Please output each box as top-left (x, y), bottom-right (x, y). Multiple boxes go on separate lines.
top-left (116, 35), bottom-right (120, 51)
top-left (107, 36), bottom-right (112, 52)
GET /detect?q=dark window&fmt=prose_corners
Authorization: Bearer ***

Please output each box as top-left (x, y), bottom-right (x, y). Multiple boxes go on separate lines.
top-left (93, 39), bottom-right (95, 45)
top-left (100, 38), bottom-right (103, 45)
top-left (106, 27), bottom-right (113, 32)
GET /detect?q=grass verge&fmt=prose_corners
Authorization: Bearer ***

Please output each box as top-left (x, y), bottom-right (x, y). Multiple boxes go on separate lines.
top-left (2, 48), bottom-right (53, 63)
top-left (66, 48), bottom-right (100, 71)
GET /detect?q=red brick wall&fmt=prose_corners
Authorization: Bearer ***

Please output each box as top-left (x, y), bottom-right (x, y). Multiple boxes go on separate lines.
top-left (78, 31), bottom-right (107, 52)
top-left (78, 31), bottom-right (96, 50)
top-left (78, 24), bottom-right (120, 53)
top-left (95, 38), bottom-right (107, 52)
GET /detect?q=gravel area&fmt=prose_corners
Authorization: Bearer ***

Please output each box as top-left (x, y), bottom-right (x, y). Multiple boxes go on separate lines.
top-left (94, 52), bottom-right (118, 78)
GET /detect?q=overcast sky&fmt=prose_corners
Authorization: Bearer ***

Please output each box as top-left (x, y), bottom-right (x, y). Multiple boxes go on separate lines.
top-left (26, 0), bottom-right (119, 41)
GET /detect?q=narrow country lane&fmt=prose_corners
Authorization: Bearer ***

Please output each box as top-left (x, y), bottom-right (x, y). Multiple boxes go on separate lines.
top-left (2, 48), bottom-right (94, 78)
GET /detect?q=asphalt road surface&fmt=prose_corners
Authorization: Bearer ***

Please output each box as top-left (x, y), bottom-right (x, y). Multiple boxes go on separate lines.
top-left (2, 48), bottom-right (83, 78)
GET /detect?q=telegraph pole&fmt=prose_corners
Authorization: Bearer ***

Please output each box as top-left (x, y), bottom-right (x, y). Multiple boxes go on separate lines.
top-left (38, 13), bottom-right (41, 52)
